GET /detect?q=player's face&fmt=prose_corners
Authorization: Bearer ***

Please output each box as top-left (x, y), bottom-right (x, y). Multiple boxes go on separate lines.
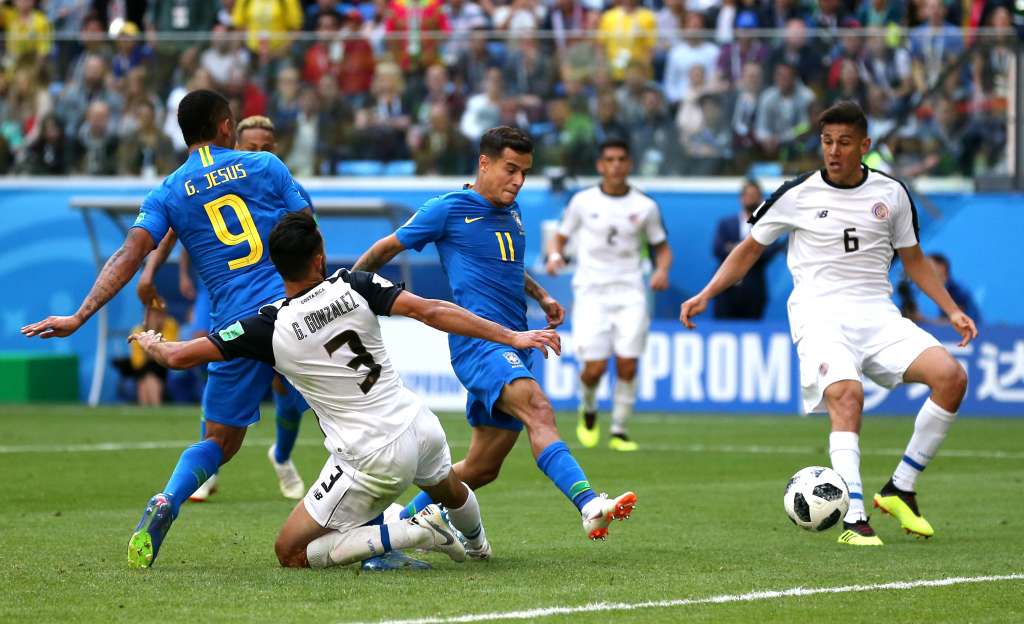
top-left (596, 147), bottom-right (631, 184)
top-left (820, 123), bottom-right (870, 182)
top-left (236, 128), bottom-right (276, 153)
top-left (481, 148), bottom-right (532, 206)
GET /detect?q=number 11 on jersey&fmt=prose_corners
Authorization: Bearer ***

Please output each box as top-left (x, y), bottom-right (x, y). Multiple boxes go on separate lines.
top-left (495, 231), bottom-right (516, 262)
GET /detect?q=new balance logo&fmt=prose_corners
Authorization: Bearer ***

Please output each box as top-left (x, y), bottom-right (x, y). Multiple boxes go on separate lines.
top-left (816, 210), bottom-right (829, 218)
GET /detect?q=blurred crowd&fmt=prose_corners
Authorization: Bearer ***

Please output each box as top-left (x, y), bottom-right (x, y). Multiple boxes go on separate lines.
top-left (0, 0), bottom-right (1018, 178)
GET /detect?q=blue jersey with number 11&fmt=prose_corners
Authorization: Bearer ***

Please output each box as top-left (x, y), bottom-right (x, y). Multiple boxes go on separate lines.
top-left (131, 145), bottom-right (308, 331)
top-left (395, 188), bottom-right (527, 359)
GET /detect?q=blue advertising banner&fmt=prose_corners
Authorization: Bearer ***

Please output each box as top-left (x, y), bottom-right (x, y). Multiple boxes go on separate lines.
top-left (537, 320), bottom-right (1024, 417)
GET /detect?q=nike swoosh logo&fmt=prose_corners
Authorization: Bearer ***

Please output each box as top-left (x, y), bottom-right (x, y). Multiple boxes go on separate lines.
top-left (464, 216), bottom-right (485, 224)
top-left (425, 519), bottom-right (455, 545)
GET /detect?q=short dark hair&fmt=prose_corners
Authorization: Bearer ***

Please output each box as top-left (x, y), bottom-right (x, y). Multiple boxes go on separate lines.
top-left (177, 89), bottom-right (232, 146)
top-left (480, 126), bottom-right (532, 158)
top-left (818, 100), bottom-right (868, 136)
top-left (598, 138), bottom-right (630, 157)
top-left (742, 177), bottom-right (762, 195)
top-left (269, 212), bottom-right (322, 282)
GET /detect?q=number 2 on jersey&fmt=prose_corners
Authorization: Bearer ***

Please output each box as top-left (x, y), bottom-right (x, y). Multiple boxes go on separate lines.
top-left (495, 231), bottom-right (516, 262)
top-left (204, 194), bottom-right (263, 270)
top-left (324, 330), bottom-right (381, 394)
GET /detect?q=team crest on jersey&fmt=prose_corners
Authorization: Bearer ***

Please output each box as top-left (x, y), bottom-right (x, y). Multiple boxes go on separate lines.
top-left (503, 351), bottom-right (523, 367)
top-left (871, 202), bottom-right (890, 220)
top-left (629, 213), bottom-right (641, 224)
top-left (819, 362), bottom-right (829, 377)
top-left (511, 210), bottom-right (525, 234)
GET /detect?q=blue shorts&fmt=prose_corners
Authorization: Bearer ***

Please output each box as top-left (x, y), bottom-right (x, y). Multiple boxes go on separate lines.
top-left (451, 339), bottom-right (536, 432)
top-left (202, 358), bottom-right (307, 428)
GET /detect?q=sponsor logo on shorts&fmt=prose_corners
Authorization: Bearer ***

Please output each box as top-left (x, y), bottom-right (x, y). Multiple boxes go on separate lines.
top-left (872, 202), bottom-right (890, 220)
top-left (819, 362), bottom-right (829, 377)
top-left (503, 351), bottom-right (523, 367)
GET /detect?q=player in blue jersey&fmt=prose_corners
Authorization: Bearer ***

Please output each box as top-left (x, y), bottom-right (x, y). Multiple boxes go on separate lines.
top-left (22, 90), bottom-right (312, 568)
top-left (354, 126), bottom-right (637, 540)
top-left (136, 115), bottom-right (312, 503)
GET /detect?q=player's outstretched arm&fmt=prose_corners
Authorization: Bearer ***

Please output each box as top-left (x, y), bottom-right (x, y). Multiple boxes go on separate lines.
top-left (352, 234), bottom-right (406, 273)
top-left (679, 236), bottom-right (765, 329)
top-left (524, 271), bottom-right (565, 328)
top-left (136, 229), bottom-right (178, 307)
top-left (390, 291), bottom-right (561, 358)
top-left (22, 228), bottom-right (156, 339)
top-left (898, 244), bottom-right (978, 346)
top-left (128, 329), bottom-right (226, 369)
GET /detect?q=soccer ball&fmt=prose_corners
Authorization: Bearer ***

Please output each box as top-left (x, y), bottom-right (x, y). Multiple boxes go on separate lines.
top-left (783, 466), bottom-right (850, 531)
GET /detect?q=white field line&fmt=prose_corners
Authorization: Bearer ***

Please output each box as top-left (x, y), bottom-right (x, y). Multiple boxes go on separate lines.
top-left (1, 438), bottom-right (1023, 460)
top-left (349, 574), bottom-right (1024, 624)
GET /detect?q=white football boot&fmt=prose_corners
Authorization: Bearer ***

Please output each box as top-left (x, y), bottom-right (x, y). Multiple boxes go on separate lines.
top-left (267, 444), bottom-right (305, 500)
top-left (188, 474), bottom-right (219, 502)
top-left (581, 491), bottom-right (638, 540)
top-left (411, 505), bottom-right (466, 562)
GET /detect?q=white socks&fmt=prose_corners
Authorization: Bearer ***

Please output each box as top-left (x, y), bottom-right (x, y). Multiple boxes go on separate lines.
top-left (445, 485), bottom-right (486, 550)
top-left (829, 431), bottom-right (865, 523)
top-left (580, 383), bottom-right (597, 413)
top-left (892, 398), bottom-right (957, 492)
top-left (306, 520), bottom-right (425, 569)
top-left (611, 379), bottom-right (636, 436)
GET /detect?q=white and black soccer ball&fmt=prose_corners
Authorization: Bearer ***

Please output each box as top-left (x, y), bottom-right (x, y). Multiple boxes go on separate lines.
top-left (783, 466), bottom-right (850, 531)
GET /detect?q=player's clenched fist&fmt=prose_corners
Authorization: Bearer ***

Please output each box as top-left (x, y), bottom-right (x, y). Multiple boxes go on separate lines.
top-left (679, 295), bottom-right (708, 329)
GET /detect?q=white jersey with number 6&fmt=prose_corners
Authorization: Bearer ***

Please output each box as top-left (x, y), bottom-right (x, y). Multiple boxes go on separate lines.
top-left (749, 166), bottom-right (919, 341)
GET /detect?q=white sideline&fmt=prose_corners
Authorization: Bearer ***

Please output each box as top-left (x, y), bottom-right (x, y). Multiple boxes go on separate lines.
top-left (350, 574), bottom-right (1024, 624)
top-left (1, 438), bottom-right (1023, 460)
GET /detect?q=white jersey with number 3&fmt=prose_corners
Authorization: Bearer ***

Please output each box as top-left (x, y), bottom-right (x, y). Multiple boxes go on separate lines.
top-left (558, 185), bottom-right (667, 291)
top-left (209, 269), bottom-right (421, 462)
top-left (749, 166), bottom-right (919, 341)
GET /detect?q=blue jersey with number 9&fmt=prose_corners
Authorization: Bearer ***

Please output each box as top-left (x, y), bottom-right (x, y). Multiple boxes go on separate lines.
top-left (131, 145), bottom-right (308, 331)
top-left (395, 188), bottom-right (527, 359)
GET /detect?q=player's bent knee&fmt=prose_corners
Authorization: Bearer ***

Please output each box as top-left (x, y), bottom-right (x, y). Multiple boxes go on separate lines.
top-left (461, 462), bottom-right (501, 488)
top-left (824, 381), bottom-right (864, 425)
top-left (274, 536), bottom-right (306, 568)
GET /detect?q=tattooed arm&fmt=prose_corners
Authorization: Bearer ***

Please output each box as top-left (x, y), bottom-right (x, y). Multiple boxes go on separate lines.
top-left (352, 234), bottom-right (406, 272)
top-left (525, 271), bottom-right (565, 328)
top-left (22, 228), bottom-right (156, 339)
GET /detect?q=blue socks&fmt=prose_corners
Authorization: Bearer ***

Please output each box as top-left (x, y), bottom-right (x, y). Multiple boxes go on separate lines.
top-left (272, 394), bottom-right (303, 463)
top-left (536, 441), bottom-right (597, 511)
top-left (163, 439), bottom-right (223, 516)
top-left (399, 491), bottom-right (435, 520)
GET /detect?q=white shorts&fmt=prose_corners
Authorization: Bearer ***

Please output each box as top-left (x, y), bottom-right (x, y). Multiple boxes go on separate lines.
top-left (796, 308), bottom-right (941, 414)
top-left (303, 405), bottom-right (452, 531)
top-left (572, 286), bottom-right (649, 361)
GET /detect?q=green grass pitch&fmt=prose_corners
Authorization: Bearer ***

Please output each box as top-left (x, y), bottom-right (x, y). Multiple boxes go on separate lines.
top-left (1, 405), bottom-right (1022, 623)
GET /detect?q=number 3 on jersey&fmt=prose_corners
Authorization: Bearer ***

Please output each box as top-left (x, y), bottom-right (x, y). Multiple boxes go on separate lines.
top-left (204, 194), bottom-right (263, 270)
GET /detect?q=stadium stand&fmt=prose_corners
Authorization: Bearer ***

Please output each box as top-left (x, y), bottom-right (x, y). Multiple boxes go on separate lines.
top-left (0, 0), bottom-right (1017, 179)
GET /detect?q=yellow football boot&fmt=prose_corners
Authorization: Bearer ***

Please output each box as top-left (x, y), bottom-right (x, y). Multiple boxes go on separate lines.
top-left (874, 480), bottom-right (935, 538)
top-left (837, 520), bottom-right (884, 546)
top-left (608, 434), bottom-right (638, 452)
top-left (576, 409), bottom-right (599, 448)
